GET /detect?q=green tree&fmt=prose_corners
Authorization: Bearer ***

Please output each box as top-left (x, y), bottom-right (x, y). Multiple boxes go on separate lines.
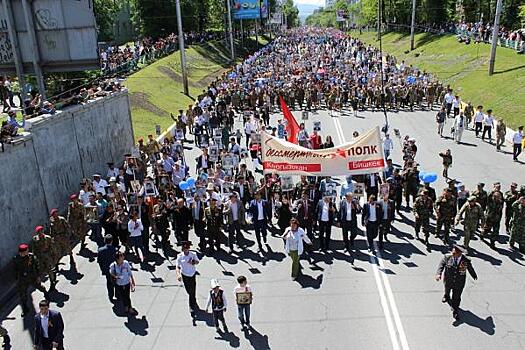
top-left (282, 0), bottom-right (300, 27)
top-left (94, 0), bottom-right (127, 41)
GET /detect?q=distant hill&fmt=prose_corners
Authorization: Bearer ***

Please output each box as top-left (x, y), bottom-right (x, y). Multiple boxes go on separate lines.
top-left (297, 3), bottom-right (322, 22)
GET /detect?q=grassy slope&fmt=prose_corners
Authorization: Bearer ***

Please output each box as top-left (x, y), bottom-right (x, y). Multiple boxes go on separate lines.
top-left (126, 37), bottom-right (269, 140)
top-left (351, 31), bottom-right (525, 128)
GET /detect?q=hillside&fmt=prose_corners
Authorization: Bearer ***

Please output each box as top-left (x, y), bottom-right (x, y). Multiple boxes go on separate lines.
top-left (352, 31), bottom-right (525, 128)
top-left (125, 37), bottom-right (269, 139)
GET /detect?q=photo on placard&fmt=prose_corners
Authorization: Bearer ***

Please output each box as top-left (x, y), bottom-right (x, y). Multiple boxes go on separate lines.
top-left (130, 180), bottom-right (141, 193)
top-left (281, 175), bottom-right (294, 192)
top-left (222, 181), bottom-right (233, 194)
top-left (302, 111), bottom-right (309, 120)
top-left (233, 154), bottom-right (240, 167)
top-left (199, 134), bottom-right (209, 147)
top-left (209, 145), bottom-right (219, 162)
top-left (213, 136), bottom-right (223, 148)
top-left (353, 182), bottom-right (365, 197)
top-left (222, 154), bottom-right (234, 169)
top-left (175, 129), bottom-right (184, 140)
top-left (313, 121), bottom-right (321, 132)
top-left (325, 182), bottom-right (337, 198)
top-left (214, 129), bottom-right (222, 138)
top-left (144, 180), bottom-right (157, 196)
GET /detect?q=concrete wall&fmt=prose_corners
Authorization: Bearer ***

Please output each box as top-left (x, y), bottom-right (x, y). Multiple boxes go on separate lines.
top-left (0, 91), bottom-right (134, 271)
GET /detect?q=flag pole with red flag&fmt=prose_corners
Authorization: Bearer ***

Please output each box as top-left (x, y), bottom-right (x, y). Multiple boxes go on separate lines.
top-left (279, 96), bottom-right (300, 144)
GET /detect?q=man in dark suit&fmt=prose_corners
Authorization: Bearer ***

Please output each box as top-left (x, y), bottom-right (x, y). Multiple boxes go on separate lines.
top-left (248, 192), bottom-right (271, 251)
top-left (295, 191), bottom-right (314, 239)
top-left (435, 245), bottom-right (477, 319)
top-left (233, 176), bottom-right (251, 206)
top-left (195, 148), bottom-right (211, 173)
top-left (365, 173), bottom-right (382, 200)
top-left (97, 234), bottom-right (117, 302)
top-left (190, 194), bottom-right (206, 251)
top-left (362, 195), bottom-right (383, 253)
top-left (378, 194), bottom-right (395, 250)
top-left (316, 196), bottom-right (337, 251)
top-left (172, 198), bottom-right (192, 243)
top-left (339, 193), bottom-right (361, 251)
top-left (34, 300), bottom-right (64, 350)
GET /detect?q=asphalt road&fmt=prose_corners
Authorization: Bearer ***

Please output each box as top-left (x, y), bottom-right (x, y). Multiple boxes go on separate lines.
top-left (2, 106), bottom-right (525, 350)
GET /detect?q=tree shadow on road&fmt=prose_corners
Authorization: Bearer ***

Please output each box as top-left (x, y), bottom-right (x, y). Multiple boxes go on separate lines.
top-left (453, 310), bottom-right (495, 335)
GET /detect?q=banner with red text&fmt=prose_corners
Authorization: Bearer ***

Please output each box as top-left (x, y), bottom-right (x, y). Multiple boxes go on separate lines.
top-left (261, 127), bottom-right (385, 176)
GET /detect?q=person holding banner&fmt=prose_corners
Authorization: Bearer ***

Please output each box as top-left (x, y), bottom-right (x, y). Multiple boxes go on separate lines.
top-left (316, 196), bottom-right (337, 251)
top-left (248, 192), bottom-right (271, 252)
top-left (338, 193), bottom-right (361, 252)
top-left (362, 195), bottom-right (383, 254)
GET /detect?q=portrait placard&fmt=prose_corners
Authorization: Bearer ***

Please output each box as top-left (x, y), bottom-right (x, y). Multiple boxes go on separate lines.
top-left (236, 292), bottom-right (253, 305)
top-left (353, 183), bottom-right (365, 197)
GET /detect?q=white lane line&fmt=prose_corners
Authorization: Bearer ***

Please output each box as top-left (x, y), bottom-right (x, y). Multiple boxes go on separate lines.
top-left (375, 243), bottom-right (411, 350)
top-left (370, 254), bottom-right (401, 350)
top-left (333, 114), bottom-right (409, 350)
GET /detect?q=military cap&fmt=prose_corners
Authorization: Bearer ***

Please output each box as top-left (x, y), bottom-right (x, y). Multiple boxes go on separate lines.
top-left (35, 226), bottom-right (44, 233)
top-left (468, 196), bottom-right (477, 202)
top-left (70, 194), bottom-right (78, 200)
top-left (511, 182), bottom-right (518, 187)
top-left (18, 244), bottom-right (29, 252)
top-left (452, 244), bottom-right (464, 253)
top-left (50, 208), bottom-right (58, 216)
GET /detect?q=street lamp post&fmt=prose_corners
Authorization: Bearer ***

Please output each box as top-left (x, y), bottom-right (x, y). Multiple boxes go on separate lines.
top-left (175, 0), bottom-right (189, 96)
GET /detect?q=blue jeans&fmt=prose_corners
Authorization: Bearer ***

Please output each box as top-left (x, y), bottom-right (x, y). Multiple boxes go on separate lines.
top-left (237, 304), bottom-right (251, 325)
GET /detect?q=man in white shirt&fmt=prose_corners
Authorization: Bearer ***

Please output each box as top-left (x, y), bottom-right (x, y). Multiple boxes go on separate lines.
top-left (127, 212), bottom-right (145, 261)
top-left (176, 241), bottom-right (200, 315)
top-left (383, 134), bottom-right (394, 159)
top-left (453, 113), bottom-right (466, 143)
top-left (444, 89), bottom-right (454, 117)
top-left (316, 196), bottom-right (335, 250)
top-left (482, 109), bottom-right (494, 143)
top-left (513, 126), bottom-right (523, 161)
top-left (473, 105), bottom-right (484, 137)
top-left (106, 162), bottom-right (119, 179)
top-left (93, 174), bottom-right (108, 195)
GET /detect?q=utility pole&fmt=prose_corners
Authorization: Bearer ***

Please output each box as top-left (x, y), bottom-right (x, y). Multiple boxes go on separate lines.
top-left (226, 0), bottom-right (235, 62)
top-left (376, 0), bottom-right (382, 41)
top-left (21, 0), bottom-right (46, 100)
top-left (2, 0), bottom-right (28, 102)
top-left (175, 0), bottom-right (189, 95)
top-left (488, 0), bottom-right (502, 76)
top-left (410, 0), bottom-right (416, 50)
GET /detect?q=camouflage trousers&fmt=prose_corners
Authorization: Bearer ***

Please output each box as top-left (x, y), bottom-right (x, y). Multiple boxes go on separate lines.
top-left (436, 217), bottom-right (453, 241)
top-left (510, 223), bottom-right (525, 247)
top-left (415, 217), bottom-right (431, 237)
top-left (54, 234), bottom-right (72, 255)
top-left (484, 217), bottom-right (501, 242)
top-left (463, 224), bottom-right (477, 248)
top-left (71, 223), bottom-right (87, 241)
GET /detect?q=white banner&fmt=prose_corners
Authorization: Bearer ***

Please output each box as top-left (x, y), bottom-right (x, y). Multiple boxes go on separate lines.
top-left (261, 127), bottom-right (385, 176)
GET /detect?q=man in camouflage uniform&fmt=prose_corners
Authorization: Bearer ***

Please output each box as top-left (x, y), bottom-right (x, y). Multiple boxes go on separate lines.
top-left (68, 194), bottom-right (87, 250)
top-left (32, 226), bottom-right (59, 293)
top-left (14, 244), bottom-right (48, 316)
top-left (455, 197), bottom-right (485, 250)
top-left (435, 188), bottom-right (456, 244)
top-left (504, 183), bottom-right (520, 233)
top-left (402, 162), bottom-right (419, 209)
top-left (483, 188), bottom-right (504, 248)
top-left (413, 189), bottom-right (434, 245)
top-left (472, 182), bottom-right (488, 212)
top-left (510, 196), bottom-right (525, 252)
top-left (49, 208), bottom-right (74, 269)
top-left (205, 197), bottom-right (223, 253)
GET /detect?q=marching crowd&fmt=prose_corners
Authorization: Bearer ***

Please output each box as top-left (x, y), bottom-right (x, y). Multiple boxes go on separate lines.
top-left (9, 28), bottom-right (525, 348)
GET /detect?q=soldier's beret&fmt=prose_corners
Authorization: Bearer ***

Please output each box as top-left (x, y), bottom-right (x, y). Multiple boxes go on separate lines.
top-left (70, 194), bottom-right (78, 200)
top-left (35, 226), bottom-right (44, 233)
top-left (18, 244), bottom-right (29, 252)
top-left (50, 208), bottom-right (58, 216)
top-left (468, 196), bottom-right (477, 202)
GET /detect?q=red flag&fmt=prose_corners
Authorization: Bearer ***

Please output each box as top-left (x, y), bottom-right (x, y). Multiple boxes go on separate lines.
top-left (279, 96), bottom-right (300, 144)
